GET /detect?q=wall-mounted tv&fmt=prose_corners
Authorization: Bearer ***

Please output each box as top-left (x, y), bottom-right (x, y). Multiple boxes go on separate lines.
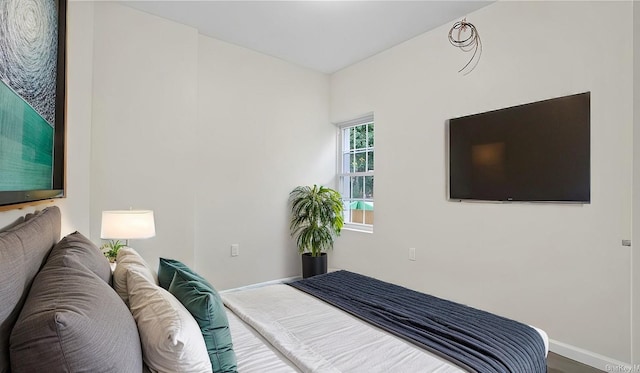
top-left (448, 92), bottom-right (590, 203)
top-left (0, 0), bottom-right (66, 207)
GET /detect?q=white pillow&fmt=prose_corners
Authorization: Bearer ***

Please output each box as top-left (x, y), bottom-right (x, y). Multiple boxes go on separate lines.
top-left (112, 247), bottom-right (157, 305)
top-left (127, 269), bottom-right (212, 373)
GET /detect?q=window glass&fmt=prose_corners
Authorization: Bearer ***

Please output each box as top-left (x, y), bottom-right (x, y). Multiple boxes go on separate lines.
top-left (338, 116), bottom-right (374, 229)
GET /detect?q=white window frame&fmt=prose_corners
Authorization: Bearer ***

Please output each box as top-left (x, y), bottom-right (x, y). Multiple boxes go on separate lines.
top-left (336, 113), bottom-right (374, 233)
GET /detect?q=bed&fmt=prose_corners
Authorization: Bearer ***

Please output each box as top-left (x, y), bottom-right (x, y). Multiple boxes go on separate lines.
top-left (223, 273), bottom-right (548, 373)
top-left (0, 206), bottom-right (548, 373)
top-left (225, 284), bottom-right (465, 373)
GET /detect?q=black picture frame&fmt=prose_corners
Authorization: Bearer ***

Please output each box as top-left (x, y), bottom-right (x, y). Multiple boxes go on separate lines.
top-left (0, 0), bottom-right (66, 207)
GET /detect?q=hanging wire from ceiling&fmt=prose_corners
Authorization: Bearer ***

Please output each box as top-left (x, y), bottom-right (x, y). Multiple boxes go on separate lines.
top-left (448, 18), bottom-right (482, 75)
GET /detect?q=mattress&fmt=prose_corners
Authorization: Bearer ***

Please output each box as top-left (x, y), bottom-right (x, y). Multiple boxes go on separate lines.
top-left (223, 284), bottom-right (468, 373)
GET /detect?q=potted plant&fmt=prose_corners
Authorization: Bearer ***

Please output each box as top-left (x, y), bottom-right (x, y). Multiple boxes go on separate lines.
top-left (101, 240), bottom-right (125, 263)
top-left (289, 185), bottom-right (344, 278)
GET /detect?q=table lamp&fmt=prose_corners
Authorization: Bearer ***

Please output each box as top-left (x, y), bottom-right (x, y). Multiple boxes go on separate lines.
top-left (100, 210), bottom-right (155, 262)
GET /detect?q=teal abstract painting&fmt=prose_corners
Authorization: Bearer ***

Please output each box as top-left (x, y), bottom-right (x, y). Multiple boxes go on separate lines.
top-left (0, 80), bottom-right (53, 190)
top-left (0, 0), bottom-right (60, 194)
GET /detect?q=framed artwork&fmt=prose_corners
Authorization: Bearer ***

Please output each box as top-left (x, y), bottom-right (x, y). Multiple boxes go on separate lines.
top-left (0, 0), bottom-right (66, 207)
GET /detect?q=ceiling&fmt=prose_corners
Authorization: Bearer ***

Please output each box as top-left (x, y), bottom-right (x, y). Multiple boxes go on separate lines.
top-left (121, 1), bottom-right (492, 74)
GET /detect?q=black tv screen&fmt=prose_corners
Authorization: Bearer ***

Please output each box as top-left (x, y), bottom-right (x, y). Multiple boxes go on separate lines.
top-left (448, 92), bottom-right (590, 203)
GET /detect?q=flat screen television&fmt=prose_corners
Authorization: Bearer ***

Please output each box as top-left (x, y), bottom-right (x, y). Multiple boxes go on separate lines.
top-left (448, 92), bottom-right (590, 203)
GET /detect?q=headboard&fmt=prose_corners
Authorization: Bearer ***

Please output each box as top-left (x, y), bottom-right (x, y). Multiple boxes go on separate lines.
top-left (0, 206), bottom-right (61, 372)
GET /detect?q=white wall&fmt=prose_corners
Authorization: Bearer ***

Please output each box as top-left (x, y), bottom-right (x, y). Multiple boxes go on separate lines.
top-left (0, 2), bottom-right (94, 236)
top-left (90, 2), bottom-right (199, 270)
top-left (89, 3), bottom-right (333, 288)
top-left (330, 1), bottom-right (633, 365)
top-left (194, 36), bottom-right (333, 290)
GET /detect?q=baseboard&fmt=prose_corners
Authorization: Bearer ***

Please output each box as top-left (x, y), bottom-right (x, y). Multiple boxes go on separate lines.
top-left (220, 275), bottom-right (301, 294)
top-left (549, 339), bottom-right (632, 371)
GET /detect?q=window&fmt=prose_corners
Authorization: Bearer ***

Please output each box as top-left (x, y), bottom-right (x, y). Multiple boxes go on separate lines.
top-left (338, 114), bottom-right (374, 230)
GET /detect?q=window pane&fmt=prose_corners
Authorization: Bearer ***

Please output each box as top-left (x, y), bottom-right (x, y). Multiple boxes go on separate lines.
top-left (349, 153), bottom-right (356, 173)
top-left (349, 127), bottom-right (356, 150)
top-left (363, 209), bottom-right (374, 225)
top-left (365, 176), bottom-right (374, 198)
top-left (356, 124), bottom-right (367, 150)
top-left (354, 151), bottom-right (366, 172)
top-left (345, 199), bottom-right (374, 225)
top-left (351, 176), bottom-right (364, 199)
top-left (351, 207), bottom-right (364, 224)
top-left (339, 118), bottom-right (374, 227)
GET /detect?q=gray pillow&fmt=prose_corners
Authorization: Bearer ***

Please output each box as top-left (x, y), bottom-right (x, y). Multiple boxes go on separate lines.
top-left (0, 207), bottom-right (60, 373)
top-left (46, 231), bottom-right (112, 284)
top-left (9, 260), bottom-right (143, 372)
top-left (0, 216), bottom-right (25, 233)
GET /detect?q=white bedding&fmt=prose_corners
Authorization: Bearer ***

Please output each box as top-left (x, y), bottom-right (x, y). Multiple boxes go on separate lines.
top-left (226, 307), bottom-right (300, 372)
top-left (223, 284), bottom-right (467, 373)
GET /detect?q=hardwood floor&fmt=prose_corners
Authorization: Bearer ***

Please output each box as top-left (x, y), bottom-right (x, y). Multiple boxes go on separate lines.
top-left (547, 352), bottom-right (604, 373)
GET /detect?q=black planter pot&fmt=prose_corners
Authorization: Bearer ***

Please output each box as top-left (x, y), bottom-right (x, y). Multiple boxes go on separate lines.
top-left (301, 252), bottom-right (327, 279)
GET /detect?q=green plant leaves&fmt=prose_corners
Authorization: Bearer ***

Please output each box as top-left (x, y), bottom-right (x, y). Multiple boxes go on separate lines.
top-left (289, 185), bottom-right (344, 257)
top-left (101, 240), bottom-right (125, 262)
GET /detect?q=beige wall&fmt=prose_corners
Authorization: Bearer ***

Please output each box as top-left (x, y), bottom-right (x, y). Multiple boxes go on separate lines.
top-left (90, 2), bottom-right (199, 270)
top-left (330, 1), bottom-right (633, 367)
top-left (89, 3), bottom-right (333, 288)
top-left (194, 36), bottom-right (333, 289)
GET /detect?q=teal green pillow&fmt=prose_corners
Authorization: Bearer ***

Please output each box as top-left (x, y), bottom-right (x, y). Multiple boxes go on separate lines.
top-left (161, 259), bottom-right (237, 373)
top-left (158, 257), bottom-right (195, 289)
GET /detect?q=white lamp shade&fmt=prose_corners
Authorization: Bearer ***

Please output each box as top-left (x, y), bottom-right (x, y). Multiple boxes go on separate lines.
top-left (101, 210), bottom-right (156, 240)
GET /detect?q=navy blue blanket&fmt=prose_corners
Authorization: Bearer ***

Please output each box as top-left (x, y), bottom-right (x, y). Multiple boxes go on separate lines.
top-left (289, 271), bottom-right (546, 373)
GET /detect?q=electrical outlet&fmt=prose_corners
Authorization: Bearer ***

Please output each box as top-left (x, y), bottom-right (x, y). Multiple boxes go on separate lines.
top-left (231, 244), bottom-right (239, 257)
top-left (409, 247), bottom-right (416, 261)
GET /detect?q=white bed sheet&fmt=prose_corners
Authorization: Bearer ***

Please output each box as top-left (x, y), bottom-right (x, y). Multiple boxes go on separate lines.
top-left (226, 307), bottom-right (301, 372)
top-left (223, 284), bottom-right (468, 373)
